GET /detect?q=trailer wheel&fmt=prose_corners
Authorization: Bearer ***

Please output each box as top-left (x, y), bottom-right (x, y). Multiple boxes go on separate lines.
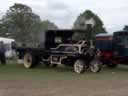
top-left (74, 59), bottom-right (85, 74)
top-left (23, 53), bottom-right (35, 69)
top-left (89, 59), bottom-right (101, 73)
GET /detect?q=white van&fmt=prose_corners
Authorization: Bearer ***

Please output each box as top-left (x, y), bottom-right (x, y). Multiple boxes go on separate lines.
top-left (0, 37), bottom-right (15, 58)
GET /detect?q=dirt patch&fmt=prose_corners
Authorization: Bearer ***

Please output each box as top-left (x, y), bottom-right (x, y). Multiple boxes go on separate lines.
top-left (0, 79), bottom-right (128, 96)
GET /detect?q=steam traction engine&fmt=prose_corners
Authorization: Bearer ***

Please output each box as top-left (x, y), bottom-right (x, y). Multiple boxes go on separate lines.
top-left (16, 29), bottom-right (101, 74)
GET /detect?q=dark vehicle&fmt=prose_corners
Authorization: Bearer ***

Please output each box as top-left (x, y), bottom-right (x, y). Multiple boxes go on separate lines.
top-left (96, 31), bottom-right (128, 68)
top-left (16, 28), bottom-right (101, 74)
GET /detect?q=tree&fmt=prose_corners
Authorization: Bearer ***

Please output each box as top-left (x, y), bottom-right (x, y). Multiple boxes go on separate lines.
top-left (38, 20), bottom-right (58, 43)
top-left (73, 10), bottom-right (106, 40)
top-left (123, 25), bottom-right (128, 31)
top-left (41, 20), bottom-right (58, 30)
top-left (1, 3), bottom-right (42, 43)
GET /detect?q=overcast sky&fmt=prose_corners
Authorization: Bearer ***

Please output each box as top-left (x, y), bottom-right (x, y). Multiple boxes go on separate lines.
top-left (0, 0), bottom-right (128, 33)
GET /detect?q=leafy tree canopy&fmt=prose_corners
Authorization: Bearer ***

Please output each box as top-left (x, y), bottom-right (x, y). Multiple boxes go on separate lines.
top-left (41, 20), bottom-right (58, 30)
top-left (73, 10), bottom-right (106, 40)
top-left (123, 25), bottom-right (128, 31)
top-left (1, 3), bottom-right (42, 43)
top-left (38, 20), bottom-right (58, 43)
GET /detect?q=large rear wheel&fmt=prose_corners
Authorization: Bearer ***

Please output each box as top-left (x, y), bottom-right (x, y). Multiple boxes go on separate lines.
top-left (89, 59), bottom-right (101, 73)
top-left (74, 59), bottom-right (86, 74)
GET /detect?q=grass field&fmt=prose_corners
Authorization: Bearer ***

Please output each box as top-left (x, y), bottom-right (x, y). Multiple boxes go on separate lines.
top-left (0, 62), bottom-right (128, 80)
top-left (1, 62), bottom-right (128, 96)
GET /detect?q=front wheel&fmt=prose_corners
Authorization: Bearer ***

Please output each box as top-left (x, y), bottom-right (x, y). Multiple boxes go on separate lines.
top-left (89, 59), bottom-right (102, 73)
top-left (74, 59), bottom-right (86, 74)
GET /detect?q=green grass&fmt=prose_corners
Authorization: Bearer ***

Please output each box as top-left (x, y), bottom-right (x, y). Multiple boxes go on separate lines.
top-left (0, 62), bottom-right (128, 80)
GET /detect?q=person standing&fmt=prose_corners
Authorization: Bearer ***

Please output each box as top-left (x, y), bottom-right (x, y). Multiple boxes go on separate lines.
top-left (0, 41), bottom-right (6, 65)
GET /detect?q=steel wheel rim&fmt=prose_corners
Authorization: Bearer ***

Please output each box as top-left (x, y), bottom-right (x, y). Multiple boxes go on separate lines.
top-left (90, 60), bottom-right (100, 72)
top-left (74, 61), bottom-right (84, 74)
top-left (24, 54), bottom-right (32, 68)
